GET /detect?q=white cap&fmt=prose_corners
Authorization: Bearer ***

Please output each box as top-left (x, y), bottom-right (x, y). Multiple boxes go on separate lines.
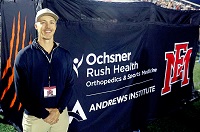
top-left (35, 8), bottom-right (59, 22)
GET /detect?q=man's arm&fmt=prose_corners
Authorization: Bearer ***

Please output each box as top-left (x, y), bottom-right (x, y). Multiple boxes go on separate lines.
top-left (44, 108), bottom-right (60, 125)
top-left (57, 56), bottom-right (75, 113)
top-left (14, 53), bottom-right (49, 119)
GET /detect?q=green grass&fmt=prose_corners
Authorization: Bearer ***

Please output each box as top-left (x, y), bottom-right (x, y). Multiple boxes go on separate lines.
top-left (193, 62), bottom-right (200, 90)
top-left (0, 61), bottom-right (200, 132)
top-left (0, 123), bottom-right (18, 132)
top-left (0, 115), bottom-right (18, 132)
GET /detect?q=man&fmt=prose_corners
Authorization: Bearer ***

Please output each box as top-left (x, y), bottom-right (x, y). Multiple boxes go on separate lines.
top-left (14, 8), bottom-right (74, 132)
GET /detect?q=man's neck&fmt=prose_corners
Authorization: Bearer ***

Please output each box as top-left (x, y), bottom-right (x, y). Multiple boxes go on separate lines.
top-left (38, 38), bottom-right (54, 54)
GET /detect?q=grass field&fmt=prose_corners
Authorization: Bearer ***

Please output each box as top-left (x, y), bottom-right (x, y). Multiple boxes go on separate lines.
top-left (0, 115), bottom-right (18, 132)
top-left (0, 62), bottom-right (200, 132)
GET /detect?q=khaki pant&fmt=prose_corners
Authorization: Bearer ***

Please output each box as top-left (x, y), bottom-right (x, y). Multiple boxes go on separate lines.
top-left (22, 108), bottom-right (69, 132)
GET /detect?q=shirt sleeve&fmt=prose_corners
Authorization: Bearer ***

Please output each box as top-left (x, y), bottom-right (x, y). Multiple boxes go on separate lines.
top-left (14, 51), bottom-right (49, 119)
top-left (57, 54), bottom-right (75, 113)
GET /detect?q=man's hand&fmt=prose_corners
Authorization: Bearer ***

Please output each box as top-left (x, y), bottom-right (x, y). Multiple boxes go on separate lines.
top-left (43, 108), bottom-right (60, 125)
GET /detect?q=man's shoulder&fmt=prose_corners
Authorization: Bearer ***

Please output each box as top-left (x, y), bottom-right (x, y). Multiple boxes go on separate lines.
top-left (57, 46), bottom-right (71, 54)
top-left (18, 45), bottom-right (32, 54)
top-left (16, 44), bottom-right (35, 60)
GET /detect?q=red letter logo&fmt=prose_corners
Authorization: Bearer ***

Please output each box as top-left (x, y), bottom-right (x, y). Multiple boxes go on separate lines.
top-left (161, 42), bottom-right (192, 95)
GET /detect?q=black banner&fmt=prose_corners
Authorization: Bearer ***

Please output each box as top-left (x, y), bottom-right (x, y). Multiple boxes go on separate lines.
top-left (189, 0), bottom-right (200, 4)
top-left (0, 0), bottom-right (35, 130)
top-left (1, 0), bottom-right (200, 131)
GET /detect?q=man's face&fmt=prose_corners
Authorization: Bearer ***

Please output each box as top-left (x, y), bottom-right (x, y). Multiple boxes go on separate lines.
top-left (35, 15), bottom-right (57, 40)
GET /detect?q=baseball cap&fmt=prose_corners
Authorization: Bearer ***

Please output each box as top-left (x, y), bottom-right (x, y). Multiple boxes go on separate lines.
top-left (35, 8), bottom-right (59, 22)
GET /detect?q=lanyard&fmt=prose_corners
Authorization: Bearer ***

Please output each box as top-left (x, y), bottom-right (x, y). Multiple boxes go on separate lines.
top-left (40, 47), bottom-right (56, 87)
